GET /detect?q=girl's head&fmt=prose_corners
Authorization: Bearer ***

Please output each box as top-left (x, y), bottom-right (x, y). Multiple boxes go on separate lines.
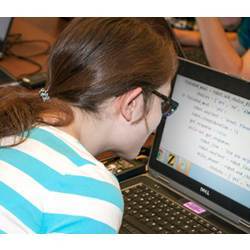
top-left (0, 18), bottom-right (177, 156)
top-left (47, 17), bottom-right (177, 113)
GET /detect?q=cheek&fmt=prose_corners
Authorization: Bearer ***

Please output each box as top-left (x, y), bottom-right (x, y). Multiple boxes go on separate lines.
top-left (150, 112), bottom-right (162, 132)
top-left (146, 101), bottom-right (162, 133)
top-left (117, 131), bottom-right (147, 159)
top-left (119, 119), bottom-right (155, 159)
top-left (117, 100), bottom-right (162, 159)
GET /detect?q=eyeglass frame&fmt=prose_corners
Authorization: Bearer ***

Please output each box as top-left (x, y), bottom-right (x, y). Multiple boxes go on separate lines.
top-left (151, 89), bottom-right (179, 117)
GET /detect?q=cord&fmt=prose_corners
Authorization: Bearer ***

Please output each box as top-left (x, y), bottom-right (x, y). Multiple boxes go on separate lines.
top-left (7, 33), bottom-right (22, 44)
top-left (6, 33), bottom-right (51, 77)
top-left (8, 39), bottom-right (51, 57)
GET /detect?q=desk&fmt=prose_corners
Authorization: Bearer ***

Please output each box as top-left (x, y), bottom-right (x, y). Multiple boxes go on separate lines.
top-left (0, 17), bottom-right (68, 78)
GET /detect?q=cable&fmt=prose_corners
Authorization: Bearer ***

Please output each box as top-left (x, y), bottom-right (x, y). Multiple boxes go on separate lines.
top-left (7, 51), bottom-right (43, 77)
top-left (8, 39), bottom-right (51, 58)
top-left (5, 33), bottom-right (51, 77)
top-left (6, 33), bottom-right (22, 44)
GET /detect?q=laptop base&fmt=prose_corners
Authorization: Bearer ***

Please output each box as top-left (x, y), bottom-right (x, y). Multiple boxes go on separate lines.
top-left (120, 175), bottom-right (244, 234)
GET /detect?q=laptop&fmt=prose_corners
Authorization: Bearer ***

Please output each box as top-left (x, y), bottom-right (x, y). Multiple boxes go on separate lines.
top-left (120, 58), bottom-right (250, 234)
top-left (0, 17), bottom-right (13, 59)
top-left (165, 18), bottom-right (208, 66)
top-left (0, 18), bottom-right (17, 86)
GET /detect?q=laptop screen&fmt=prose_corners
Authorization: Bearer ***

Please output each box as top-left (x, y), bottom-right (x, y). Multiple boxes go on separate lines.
top-left (158, 74), bottom-right (250, 208)
top-left (149, 58), bottom-right (250, 223)
top-left (0, 17), bottom-right (12, 58)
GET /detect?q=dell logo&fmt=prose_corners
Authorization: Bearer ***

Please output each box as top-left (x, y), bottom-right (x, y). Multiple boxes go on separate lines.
top-left (200, 187), bottom-right (210, 196)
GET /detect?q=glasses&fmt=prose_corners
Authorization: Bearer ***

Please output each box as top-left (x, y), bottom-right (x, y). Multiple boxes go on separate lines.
top-left (151, 89), bottom-right (179, 117)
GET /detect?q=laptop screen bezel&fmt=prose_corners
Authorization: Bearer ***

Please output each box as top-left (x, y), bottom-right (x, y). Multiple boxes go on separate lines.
top-left (149, 58), bottom-right (250, 222)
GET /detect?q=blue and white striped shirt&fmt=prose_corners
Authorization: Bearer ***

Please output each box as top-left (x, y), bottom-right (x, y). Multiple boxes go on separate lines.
top-left (0, 126), bottom-right (124, 234)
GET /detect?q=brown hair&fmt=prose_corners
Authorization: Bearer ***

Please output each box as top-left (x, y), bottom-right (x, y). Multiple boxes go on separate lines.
top-left (0, 17), bottom-right (177, 147)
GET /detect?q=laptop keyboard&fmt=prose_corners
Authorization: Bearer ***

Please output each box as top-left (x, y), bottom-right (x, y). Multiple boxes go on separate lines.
top-left (120, 183), bottom-right (224, 234)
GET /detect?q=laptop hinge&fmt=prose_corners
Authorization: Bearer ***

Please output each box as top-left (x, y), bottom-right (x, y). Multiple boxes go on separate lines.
top-left (149, 169), bottom-right (170, 185)
top-left (157, 175), bottom-right (170, 185)
top-left (239, 219), bottom-right (250, 228)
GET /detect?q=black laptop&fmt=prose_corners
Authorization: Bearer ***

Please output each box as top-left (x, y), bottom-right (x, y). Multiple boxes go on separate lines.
top-left (120, 58), bottom-right (250, 234)
top-left (0, 17), bottom-right (17, 85)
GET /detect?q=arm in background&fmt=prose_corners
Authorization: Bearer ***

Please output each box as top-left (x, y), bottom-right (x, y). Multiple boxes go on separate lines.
top-left (196, 17), bottom-right (250, 80)
top-left (173, 27), bottom-right (238, 48)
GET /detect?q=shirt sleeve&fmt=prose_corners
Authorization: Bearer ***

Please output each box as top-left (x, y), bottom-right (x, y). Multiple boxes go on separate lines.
top-left (237, 17), bottom-right (250, 49)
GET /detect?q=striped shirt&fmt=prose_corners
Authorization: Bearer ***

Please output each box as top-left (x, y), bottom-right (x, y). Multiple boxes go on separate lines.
top-left (0, 126), bottom-right (124, 234)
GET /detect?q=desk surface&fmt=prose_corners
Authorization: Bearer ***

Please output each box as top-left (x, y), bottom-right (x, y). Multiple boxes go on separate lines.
top-left (0, 17), bottom-right (68, 78)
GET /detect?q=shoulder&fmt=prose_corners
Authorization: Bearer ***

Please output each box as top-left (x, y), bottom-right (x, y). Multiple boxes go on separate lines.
top-left (0, 126), bottom-right (124, 233)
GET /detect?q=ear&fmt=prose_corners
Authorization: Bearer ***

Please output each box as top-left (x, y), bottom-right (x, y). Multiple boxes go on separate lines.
top-left (115, 87), bottom-right (143, 122)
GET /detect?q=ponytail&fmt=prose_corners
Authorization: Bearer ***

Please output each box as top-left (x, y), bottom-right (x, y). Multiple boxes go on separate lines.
top-left (0, 85), bottom-right (73, 147)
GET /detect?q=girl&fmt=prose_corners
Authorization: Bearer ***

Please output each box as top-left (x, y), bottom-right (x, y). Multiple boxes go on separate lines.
top-left (0, 17), bottom-right (177, 233)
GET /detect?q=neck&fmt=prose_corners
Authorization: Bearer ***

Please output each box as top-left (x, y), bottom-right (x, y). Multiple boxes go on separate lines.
top-left (57, 106), bottom-right (113, 157)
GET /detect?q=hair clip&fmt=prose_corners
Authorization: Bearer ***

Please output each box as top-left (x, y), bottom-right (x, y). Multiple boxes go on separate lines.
top-left (39, 88), bottom-right (50, 102)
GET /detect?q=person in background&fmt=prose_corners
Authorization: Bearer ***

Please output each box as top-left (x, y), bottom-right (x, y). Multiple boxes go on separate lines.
top-left (174, 17), bottom-right (241, 47)
top-left (0, 18), bottom-right (177, 234)
top-left (174, 17), bottom-right (250, 80)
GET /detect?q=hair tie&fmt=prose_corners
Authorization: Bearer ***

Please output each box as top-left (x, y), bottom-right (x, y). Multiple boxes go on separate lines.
top-left (39, 88), bottom-right (50, 102)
